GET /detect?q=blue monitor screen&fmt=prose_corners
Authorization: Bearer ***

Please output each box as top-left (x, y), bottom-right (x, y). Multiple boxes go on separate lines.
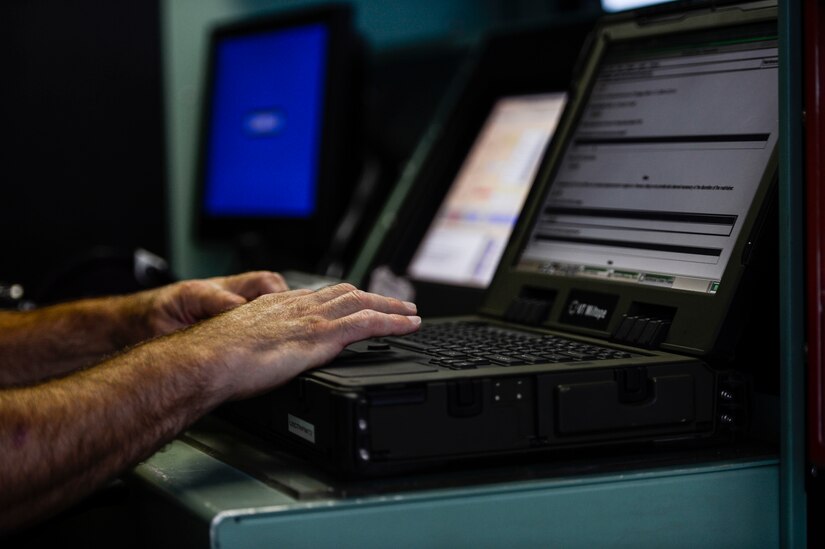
top-left (203, 23), bottom-right (328, 218)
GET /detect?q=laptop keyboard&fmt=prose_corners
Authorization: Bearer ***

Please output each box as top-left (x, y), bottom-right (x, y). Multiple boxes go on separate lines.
top-left (382, 321), bottom-right (636, 370)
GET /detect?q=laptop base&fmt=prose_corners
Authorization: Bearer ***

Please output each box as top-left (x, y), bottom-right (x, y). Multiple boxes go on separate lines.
top-left (219, 357), bottom-right (719, 477)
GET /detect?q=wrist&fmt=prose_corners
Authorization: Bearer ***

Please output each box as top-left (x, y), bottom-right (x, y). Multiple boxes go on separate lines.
top-left (174, 317), bottom-right (258, 403)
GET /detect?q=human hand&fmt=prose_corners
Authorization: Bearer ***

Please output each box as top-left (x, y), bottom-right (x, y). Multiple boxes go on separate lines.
top-left (136, 271), bottom-right (289, 339)
top-left (187, 283), bottom-right (420, 400)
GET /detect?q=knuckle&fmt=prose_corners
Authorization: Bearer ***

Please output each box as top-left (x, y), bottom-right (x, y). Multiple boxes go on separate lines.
top-left (349, 308), bottom-right (380, 329)
top-left (177, 280), bottom-right (205, 294)
top-left (298, 313), bottom-right (319, 327)
top-left (302, 314), bottom-right (332, 336)
top-left (347, 289), bottom-right (369, 306)
top-left (255, 292), bottom-right (281, 306)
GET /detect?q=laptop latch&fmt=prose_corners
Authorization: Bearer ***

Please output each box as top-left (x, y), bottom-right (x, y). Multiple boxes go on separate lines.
top-left (448, 380), bottom-right (483, 418)
top-left (615, 367), bottom-right (651, 404)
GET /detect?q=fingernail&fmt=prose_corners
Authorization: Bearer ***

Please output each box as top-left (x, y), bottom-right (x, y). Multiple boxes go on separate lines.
top-left (403, 301), bottom-right (417, 312)
top-left (409, 316), bottom-right (422, 326)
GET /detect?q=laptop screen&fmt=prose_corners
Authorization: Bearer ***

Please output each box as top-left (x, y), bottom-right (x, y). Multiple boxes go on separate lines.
top-left (202, 23), bottom-right (327, 218)
top-left (517, 31), bottom-right (778, 295)
top-left (407, 93), bottom-right (566, 288)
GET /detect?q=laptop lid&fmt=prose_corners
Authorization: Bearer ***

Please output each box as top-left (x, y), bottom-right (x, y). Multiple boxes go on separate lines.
top-left (482, 2), bottom-right (778, 357)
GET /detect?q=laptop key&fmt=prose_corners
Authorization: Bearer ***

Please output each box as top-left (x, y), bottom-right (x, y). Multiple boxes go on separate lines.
top-left (483, 354), bottom-right (527, 366)
top-left (437, 350), bottom-right (470, 358)
top-left (514, 353), bottom-right (545, 363)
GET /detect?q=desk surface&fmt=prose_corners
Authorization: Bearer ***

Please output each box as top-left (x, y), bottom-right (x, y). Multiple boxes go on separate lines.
top-left (131, 417), bottom-right (779, 549)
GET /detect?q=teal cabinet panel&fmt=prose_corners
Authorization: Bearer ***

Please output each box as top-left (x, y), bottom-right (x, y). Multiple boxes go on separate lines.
top-left (213, 462), bottom-right (778, 549)
top-left (133, 439), bottom-right (779, 549)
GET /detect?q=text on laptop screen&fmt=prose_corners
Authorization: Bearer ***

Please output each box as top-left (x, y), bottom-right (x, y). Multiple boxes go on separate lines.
top-left (407, 93), bottom-right (567, 288)
top-left (203, 23), bottom-right (327, 218)
top-left (517, 33), bottom-right (778, 294)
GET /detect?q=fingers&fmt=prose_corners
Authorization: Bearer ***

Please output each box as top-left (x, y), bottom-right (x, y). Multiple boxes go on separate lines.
top-left (307, 284), bottom-right (421, 345)
top-left (252, 283), bottom-right (419, 348)
top-left (212, 271), bottom-right (289, 300)
top-left (319, 287), bottom-right (417, 319)
top-left (333, 309), bottom-right (421, 347)
top-left (298, 282), bottom-right (359, 305)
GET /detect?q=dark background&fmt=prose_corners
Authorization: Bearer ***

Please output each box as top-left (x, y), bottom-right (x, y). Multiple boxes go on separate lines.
top-left (1, 0), bottom-right (168, 302)
top-left (0, 0), bottom-right (600, 302)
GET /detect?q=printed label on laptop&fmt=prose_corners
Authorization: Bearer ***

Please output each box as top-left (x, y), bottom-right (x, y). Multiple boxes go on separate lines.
top-left (288, 414), bottom-right (316, 444)
top-left (560, 290), bottom-right (618, 330)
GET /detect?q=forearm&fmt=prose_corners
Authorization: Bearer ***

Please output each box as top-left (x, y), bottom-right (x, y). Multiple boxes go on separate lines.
top-left (0, 283), bottom-right (420, 533)
top-left (0, 272), bottom-right (290, 387)
top-left (0, 295), bottom-right (152, 386)
top-left (0, 328), bottom-right (224, 532)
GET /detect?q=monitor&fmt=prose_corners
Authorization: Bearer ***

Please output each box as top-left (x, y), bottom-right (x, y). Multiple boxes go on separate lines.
top-left (195, 5), bottom-right (360, 271)
top-left (407, 93), bottom-right (566, 288)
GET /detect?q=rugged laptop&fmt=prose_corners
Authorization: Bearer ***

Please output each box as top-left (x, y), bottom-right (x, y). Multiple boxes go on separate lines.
top-left (222, 1), bottom-right (778, 476)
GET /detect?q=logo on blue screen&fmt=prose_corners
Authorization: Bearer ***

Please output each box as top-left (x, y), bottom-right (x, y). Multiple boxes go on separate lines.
top-left (244, 109), bottom-right (285, 136)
